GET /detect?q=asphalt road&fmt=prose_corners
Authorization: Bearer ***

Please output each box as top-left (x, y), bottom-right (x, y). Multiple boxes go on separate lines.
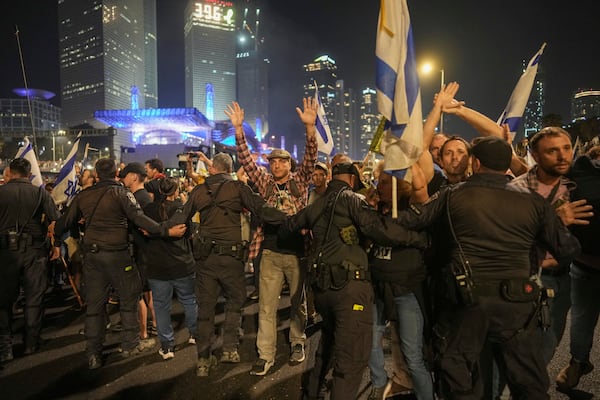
top-left (1, 280), bottom-right (598, 400)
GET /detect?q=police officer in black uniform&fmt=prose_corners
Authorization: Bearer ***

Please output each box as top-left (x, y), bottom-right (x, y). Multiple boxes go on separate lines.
top-left (0, 158), bottom-right (60, 362)
top-left (284, 162), bottom-right (429, 400)
top-left (53, 158), bottom-right (186, 369)
top-left (395, 137), bottom-right (581, 399)
top-left (167, 152), bottom-right (287, 377)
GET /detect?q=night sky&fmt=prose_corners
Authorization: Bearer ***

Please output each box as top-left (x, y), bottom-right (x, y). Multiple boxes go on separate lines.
top-left (1, 0), bottom-right (598, 147)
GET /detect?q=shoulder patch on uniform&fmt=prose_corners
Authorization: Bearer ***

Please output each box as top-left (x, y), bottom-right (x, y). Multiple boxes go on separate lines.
top-left (126, 191), bottom-right (138, 206)
top-left (423, 191), bottom-right (440, 205)
top-left (409, 204), bottom-right (422, 215)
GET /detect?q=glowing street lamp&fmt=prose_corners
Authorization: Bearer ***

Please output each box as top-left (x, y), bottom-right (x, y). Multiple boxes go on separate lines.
top-left (420, 62), bottom-right (445, 132)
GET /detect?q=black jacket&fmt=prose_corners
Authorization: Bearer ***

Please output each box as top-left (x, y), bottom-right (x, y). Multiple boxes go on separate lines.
top-left (144, 198), bottom-right (195, 280)
top-left (287, 179), bottom-right (429, 269)
top-left (396, 173), bottom-right (581, 282)
top-left (569, 155), bottom-right (600, 265)
top-left (0, 178), bottom-right (60, 243)
top-left (171, 173), bottom-right (286, 244)
top-left (54, 180), bottom-right (167, 248)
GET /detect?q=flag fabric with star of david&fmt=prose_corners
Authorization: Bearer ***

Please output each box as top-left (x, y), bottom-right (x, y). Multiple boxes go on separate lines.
top-left (51, 132), bottom-right (82, 206)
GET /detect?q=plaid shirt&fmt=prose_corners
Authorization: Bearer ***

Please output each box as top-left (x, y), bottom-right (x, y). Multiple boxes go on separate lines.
top-left (236, 132), bottom-right (317, 259)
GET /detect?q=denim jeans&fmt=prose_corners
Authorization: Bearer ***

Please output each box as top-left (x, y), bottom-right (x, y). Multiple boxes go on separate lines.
top-left (369, 298), bottom-right (389, 389)
top-left (569, 264), bottom-right (600, 363)
top-left (148, 273), bottom-right (197, 349)
top-left (368, 293), bottom-right (434, 400)
top-left (540, 270), bottom-right (571, 364)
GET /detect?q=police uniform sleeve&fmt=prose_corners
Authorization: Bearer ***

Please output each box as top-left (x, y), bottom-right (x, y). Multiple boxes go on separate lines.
top-left (345, 192), bottom-right (429, 249)
top-left (41, 189), bottom-right (61, 222)
top-left (118, 187), bottom-right (167, 236)
top-left (538, 200), bottom-right (581, 263)
top-left (394, 188), bottom-right (449, 230)
top-left (239, 182), bottom-right (287, 225)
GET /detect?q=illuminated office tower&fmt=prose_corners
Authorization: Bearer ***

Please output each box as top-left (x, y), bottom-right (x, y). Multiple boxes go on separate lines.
top-left (143, 0), bottom-right (158, 108)
top-left (303, 55), bottom-right (339, 154)
top-left (58, 0), bottom-right (156, 128)
top-left (184, 0), bottom-right (236, 121)
top-left (522, 64), bottom-right (545, 138)
top-left (572, 89), bottom-right (600, 121)
top-left (358, 87), bottom-right (379, 157)
top-left (236, 1), bottom-right (268, 140)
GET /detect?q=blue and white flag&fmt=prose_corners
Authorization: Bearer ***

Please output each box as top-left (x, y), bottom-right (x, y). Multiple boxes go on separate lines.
top-left (15, 137), bottom-right (44, 187)
top-left (375, 0), bottom-right (423, 180)
top-left (497, 43), bottom-right (546, 142)
top-left (51, 132), bottom-right (82, 205)
top-left (314, 83), bottom-right (335, 156)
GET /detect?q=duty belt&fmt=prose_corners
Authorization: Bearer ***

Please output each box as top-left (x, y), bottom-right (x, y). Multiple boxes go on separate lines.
top-left (82, 243), bottom-right (129, 253)
top-left (211, 242), bottom-right (246, 258)
top-left (0, 232), bottom-right (36, 250)
top-left (340, 260), bottom-right (370, 281)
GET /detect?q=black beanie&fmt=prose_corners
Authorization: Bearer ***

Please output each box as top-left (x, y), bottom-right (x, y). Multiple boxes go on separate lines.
top-left (471, 136), bottom-right (512, 171)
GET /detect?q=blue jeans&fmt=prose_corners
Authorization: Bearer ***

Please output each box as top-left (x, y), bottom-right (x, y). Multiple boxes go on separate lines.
top-left (569, 264), bottom-right (600, 363)
top-left (540, 270), bottom-right (571, 364)
top-left (369, 293), bottom-right (434, 400)
top-left (369, 298), bottom-right (388, 389)
top-left (148, 274), bottom-right (197, 349)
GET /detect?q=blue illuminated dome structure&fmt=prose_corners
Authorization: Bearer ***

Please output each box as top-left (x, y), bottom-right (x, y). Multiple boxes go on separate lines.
top-left (12, 88), bottom-right (56, 100)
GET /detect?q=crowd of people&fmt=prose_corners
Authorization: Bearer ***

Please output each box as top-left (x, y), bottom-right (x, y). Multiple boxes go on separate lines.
top-left (1, 85), bottom-right (599, 400)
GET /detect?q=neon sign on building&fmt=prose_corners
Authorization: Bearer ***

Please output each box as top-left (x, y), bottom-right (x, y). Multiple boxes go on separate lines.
top-left (193, 0), bottom-right (234, 30)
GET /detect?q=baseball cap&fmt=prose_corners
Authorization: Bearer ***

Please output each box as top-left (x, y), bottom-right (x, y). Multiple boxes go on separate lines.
top-left (119, 162), bottom-right (147, 179)
top-left (314, 161), bottom-right (329, 174)
top-left (266, 149), bottom-right (291, 160)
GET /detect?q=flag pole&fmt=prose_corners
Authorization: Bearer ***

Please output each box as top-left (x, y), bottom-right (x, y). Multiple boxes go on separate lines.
top-left (15, 26), bottom-right (38, 155)
top-left (392, 176), bottom-right (398, 218)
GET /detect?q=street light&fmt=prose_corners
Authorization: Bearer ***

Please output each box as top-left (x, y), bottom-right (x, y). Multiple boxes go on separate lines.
top-left (420, 62), bottom-right (445, 132)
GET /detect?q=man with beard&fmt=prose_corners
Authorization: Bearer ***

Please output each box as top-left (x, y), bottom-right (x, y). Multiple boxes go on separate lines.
top-left (510, 127), bottom-right (593, 365)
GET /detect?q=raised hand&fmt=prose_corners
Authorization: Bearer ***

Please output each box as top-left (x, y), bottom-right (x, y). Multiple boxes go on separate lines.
top-left (437, 82), bottom-right (464, 114)
top-left (225, 101), bottom-right (245, 128)
top-left (555, 199), bottom-right (594, 226)
top-left (295, 97), bottom-right (318, 126)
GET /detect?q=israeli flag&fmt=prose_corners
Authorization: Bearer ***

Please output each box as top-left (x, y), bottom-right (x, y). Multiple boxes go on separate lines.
top-left (51, 132), bottom-right (82, 205)
top-left (314, 82), bottom-right (335, 156)
top-left (375, 0), bottom-right (423, 180)
top-left (15, 137), bottom-right (44, 187)
top-left (497, 43), bottom-right (546, 142)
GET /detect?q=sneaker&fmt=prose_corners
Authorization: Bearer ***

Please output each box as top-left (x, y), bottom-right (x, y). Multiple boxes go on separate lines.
top-left (148, 324), bottom-right (157, 336)
top-left (196, 355), bottom-right (217, 377)
top-left (247, 289), bottom-right (259, 300)
top-left (250, 358), bottom-right (274, 376)
top-left (188, 336), bottom-right (196, 345)
top-left (88, 353), bottom-right (103, 370)
top-left (289, 343), bottom-right (305, 365)
top-left (158, 347), bottom-right (175, 360)
top-left (119, 341), bottom-right (154, 358)
top-left (556, 358), bottom-right (594, 390)
top-left (368, 382), bottom-right (387, 400)
top-left (382, 380), bottom-right (413, 397)
top-left (139, 337), bottom-right (156, 350)
top-left (220, 350), bottom-right (241, 363)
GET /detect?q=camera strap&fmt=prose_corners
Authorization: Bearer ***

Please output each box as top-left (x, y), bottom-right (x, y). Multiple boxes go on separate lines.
top-left (445, 189), bottom-right (474, 284)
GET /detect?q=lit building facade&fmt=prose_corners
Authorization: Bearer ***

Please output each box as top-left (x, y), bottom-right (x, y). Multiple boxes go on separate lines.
top-left (184, 0), bottom-right (236, 121)
top-left (0, 89), bottom-right (62, 133)
top-left (572, 89), bottom-right (600, 121)
top-left (358, 87), bottom-right (379, 157)
top-left (522, 65), bottom-right (545, 138)
top-left (58, 0), bottom-right (157, 128)
top-left (235, 1), bottom-right (269, 141)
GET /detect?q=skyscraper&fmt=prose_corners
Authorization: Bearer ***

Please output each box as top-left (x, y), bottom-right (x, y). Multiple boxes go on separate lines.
top-left (358, 87), bottom-right (379, 157)
top-left (236, 1), bottom-right (268, 141)
top-left (184, 0), bottom-right (236, 121)
top-left (572, 89), bottom-right (600, 121)
top-left (522, 65), bottom-right (545, 138)
top-left (58, 0), bottom-right (157, 128)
